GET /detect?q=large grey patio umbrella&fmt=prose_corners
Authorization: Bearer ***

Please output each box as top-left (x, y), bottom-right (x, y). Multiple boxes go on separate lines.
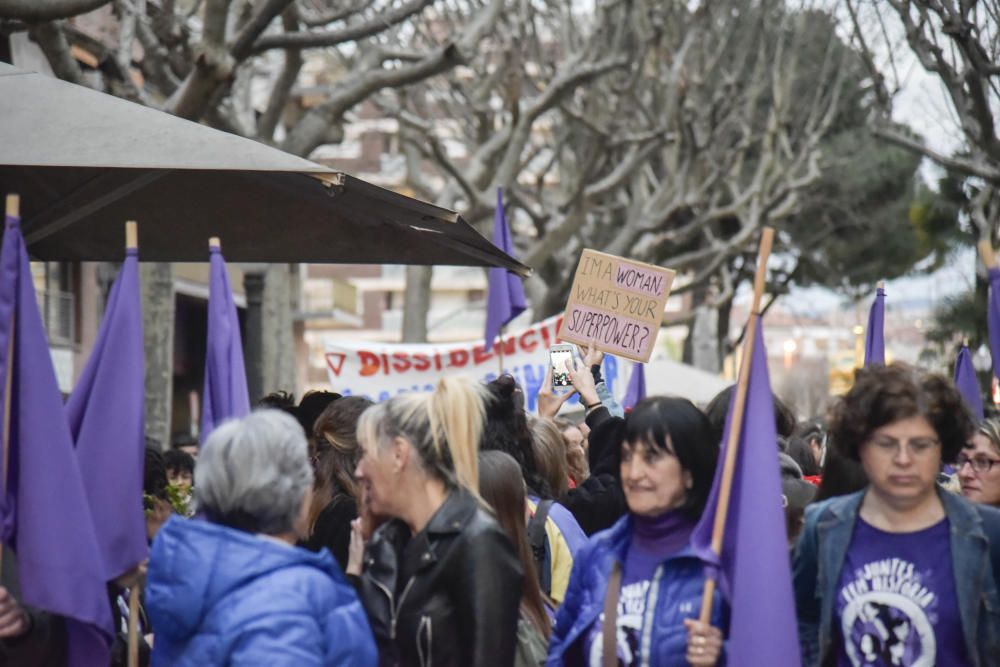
top-left (0, 62), bottom-right (528, 275)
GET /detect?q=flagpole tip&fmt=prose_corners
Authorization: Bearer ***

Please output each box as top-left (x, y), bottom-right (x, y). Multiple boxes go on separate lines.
top-left (209, 236), bottom-right (221, 251)
top-left (4, 194), bottom-right (19, 218)
top-left (125, 221), bottom-right (138, 250)
top-left (876, 280), bottom-right (885, 291)
top-left (964, 337), bottom-right (970, 348)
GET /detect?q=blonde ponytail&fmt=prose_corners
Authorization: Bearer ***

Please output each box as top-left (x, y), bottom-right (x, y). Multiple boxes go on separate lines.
top-left (429, 377), bottom-right (486, 493)
top-left (359, 378), bottom-right (487, 493)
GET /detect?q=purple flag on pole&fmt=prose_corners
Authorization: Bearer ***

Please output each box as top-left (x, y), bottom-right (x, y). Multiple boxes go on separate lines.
top-left (954, 346), bottom-right (985, 421)
top-left (0, 212), bottom-right (112, 665)
top-left (65, 247), bottom-right (147, 581)
top-left (691, 316), bottom-right (801, 667)
top-left (988, 268), bottom-right (1000, 383)
top-left (864, 286), bottom-right (886, 366)
top-left (622, 362), bottom-right (646, 410)
top-left (484, 188), bottom-right (526, 352)
top-left (201, 242), bottom-right (250, 440)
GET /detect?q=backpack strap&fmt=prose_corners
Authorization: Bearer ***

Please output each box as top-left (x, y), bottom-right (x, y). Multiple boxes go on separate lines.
top-left (602, 561), bottom-right (622, 667)
top-left (528, 499), bottom-right (554, 596)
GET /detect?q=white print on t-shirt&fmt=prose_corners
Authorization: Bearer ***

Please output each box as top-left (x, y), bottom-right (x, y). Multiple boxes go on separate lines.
top-left (839, 557), bottom-right (936, 667)
top-left (589, 580), bottom-right (650, 667)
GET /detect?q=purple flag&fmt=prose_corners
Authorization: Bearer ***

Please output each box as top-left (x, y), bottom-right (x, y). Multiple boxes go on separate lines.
top-left (954, 346), bottom-right (985, 421)
top-left (988, 268), bottom-right (1000, 383)
top-left (65, 247), bottom-right (147, 581)
top-left (691, 316), bottom-right (801, 666)
top-left (0, 212), bottom-right (112, 665)
top-left (484, 188), bottom-right (526, 352)
top-left (201, 242), bottom-right (250, 440)
top-left (622, 362), bottom-right (646, 410)
top-left (864, 286), bottom-right (886, 366)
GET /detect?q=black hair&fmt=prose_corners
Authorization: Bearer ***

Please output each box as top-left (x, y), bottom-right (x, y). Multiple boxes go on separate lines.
top-left (144, 447), bottom-right (169, 509)
top-left (704, 384), bottom-right (797, 447)
top-left (813, 444), bottom-right (867, 502)
top-left (257, 390), bottom-right (296, 409)
top-left (482, 374), bottom-right (550, 498)
top-left (623, 396), bottom-right (718, 520)
top-left (296, 391), bottom-right (342, 437)
top-left (163, 449), bottom-right (195, 476)
top-left (785, 436), bottom-right (821, 477)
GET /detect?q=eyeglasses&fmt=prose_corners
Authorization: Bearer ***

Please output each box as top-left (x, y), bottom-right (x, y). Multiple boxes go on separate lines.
top-left (867, 437), bottom-right (940, 457)
top-left (956, 454), bottom-right (1000, 474)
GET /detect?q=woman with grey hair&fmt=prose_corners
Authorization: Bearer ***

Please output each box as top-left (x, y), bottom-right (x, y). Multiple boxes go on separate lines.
top-left (146, 410), bottom-right (377, 666)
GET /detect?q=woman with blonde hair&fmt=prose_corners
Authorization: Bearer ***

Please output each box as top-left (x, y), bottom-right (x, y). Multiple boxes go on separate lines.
top-left (958, 417), bottom-right (1000, 508)
top-left (351, 378), bottom-right (523, 667)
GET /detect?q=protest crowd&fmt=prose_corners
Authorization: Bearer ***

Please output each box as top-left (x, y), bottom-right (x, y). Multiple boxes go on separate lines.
top-left (3, 313), bottom-right (1000, 667)
top-left (0, 186), bottom-right (998, 667)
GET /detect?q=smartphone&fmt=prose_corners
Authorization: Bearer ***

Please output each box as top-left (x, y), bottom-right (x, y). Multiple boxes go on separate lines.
top-left (550, 344), bottom-right (575, 388)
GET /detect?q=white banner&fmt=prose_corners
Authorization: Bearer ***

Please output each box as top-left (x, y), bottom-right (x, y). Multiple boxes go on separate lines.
top-left (323, 316), bottom-right (627, 412)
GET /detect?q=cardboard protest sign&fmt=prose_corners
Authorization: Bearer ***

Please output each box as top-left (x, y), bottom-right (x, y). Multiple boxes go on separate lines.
top-left (558, 249), bottom-right (675, 362)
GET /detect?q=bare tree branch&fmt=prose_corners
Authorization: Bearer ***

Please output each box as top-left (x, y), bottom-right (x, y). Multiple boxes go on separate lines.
top-left (257, 5), bottom-right (303, 140)
top-left (0, 0), bottom-right (111, 21)
top-left (28, 21), bottom-right (89, 86)
top-left (251, 0), bottom-right (433, 53)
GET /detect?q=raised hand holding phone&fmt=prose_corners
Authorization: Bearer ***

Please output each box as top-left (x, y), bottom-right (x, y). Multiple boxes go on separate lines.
top-left (563, 352), bottom-right (601, 409)
top-left (537, 363), bottom-right (577, 418)
top-left (549, 344), bottom-right (576, 389)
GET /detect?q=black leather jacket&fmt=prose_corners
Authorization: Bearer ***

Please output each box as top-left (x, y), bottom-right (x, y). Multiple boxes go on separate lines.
top-left (357, 489), bottom-right (523, 667)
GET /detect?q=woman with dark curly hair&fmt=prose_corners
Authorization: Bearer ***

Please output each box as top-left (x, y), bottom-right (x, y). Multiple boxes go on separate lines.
top-left (793, 363), bottom-right (1000, 667)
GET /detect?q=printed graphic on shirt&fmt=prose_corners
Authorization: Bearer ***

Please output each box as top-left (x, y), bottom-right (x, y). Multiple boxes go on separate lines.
top-left (588, 580), bottom-right (649, 667)
top-left (838, 557), bottom-right (937, 666)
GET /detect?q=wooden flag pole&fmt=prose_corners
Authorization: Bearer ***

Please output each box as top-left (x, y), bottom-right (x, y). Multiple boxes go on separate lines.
top-left (126, 221), bottom-right (138, 251)
top-left (209, 236), bottom-right (221, 251)
top-left (127, 583), bottom-right (141, 667)
top-left (498, 326), bottom-right (505, 375)
top-left (0, 195), bottom-right (19, 579)
top-left (979, 239), bottom-right (998, 270)
top-left (125, 220), bottom-right (142, 667)
top-left (698, 227), bottom-right (775, 624)
top-left (876, 279), bottom-right (885, 291)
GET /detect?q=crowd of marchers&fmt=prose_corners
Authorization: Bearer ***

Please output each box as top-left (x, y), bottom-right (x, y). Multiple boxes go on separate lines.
top-left (1, 347), bottom-right (999, 667)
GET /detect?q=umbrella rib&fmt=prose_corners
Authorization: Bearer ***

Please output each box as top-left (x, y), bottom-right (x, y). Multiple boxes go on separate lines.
top-left (23, 169), bottom-right (169, 246)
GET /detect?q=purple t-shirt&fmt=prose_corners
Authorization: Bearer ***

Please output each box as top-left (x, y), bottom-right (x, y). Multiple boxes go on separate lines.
top-left (584, 511), bottom-right (694, 666)
top-left (834, 517), bottom-right (967, 667)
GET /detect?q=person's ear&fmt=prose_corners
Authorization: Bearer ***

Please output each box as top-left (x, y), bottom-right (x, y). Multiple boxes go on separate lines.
top-left (684, 470), bottom-right (693, 490)
top-left (392, 436), bottom-right (409, 473)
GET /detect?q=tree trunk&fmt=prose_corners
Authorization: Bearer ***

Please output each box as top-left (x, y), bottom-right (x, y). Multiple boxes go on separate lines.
top-left (402, 265), bottom-right (432, 342)
top-left (259, 263), bottom-right (297, 396)
top-left (243, 270), bottom-right (266, 403)
top-left (690, 304), bottom-right (721, 373)
top-left (142, 261), bottom-right (174, 450)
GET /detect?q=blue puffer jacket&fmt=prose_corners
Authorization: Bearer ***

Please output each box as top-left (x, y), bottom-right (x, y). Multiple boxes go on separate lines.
top-left (146, 516), bottom-right (377, 666)
top-left (546, 514), bottom-right (729, 667)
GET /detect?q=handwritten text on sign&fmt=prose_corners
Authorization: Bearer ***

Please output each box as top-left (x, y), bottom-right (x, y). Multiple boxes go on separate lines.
top-left (558, 250), bottom-right (675, 362)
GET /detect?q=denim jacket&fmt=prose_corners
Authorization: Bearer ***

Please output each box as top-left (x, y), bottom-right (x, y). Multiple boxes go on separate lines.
top-left (793, 489), bottom-right (1000, 667)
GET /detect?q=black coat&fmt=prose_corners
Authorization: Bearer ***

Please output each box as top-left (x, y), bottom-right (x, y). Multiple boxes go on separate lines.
top-left (357, 489), bottom-right (523, 667)
top-left (558, 407), bottom-right (628, 536)
top-left (303, 496), bottom-right (357, 572)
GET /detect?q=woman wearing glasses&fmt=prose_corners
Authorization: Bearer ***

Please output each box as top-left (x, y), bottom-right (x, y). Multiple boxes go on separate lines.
top-left (793, 364), bottom-right (1000, 667)
top-left (958, 418), bottom-right (1000, 508)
